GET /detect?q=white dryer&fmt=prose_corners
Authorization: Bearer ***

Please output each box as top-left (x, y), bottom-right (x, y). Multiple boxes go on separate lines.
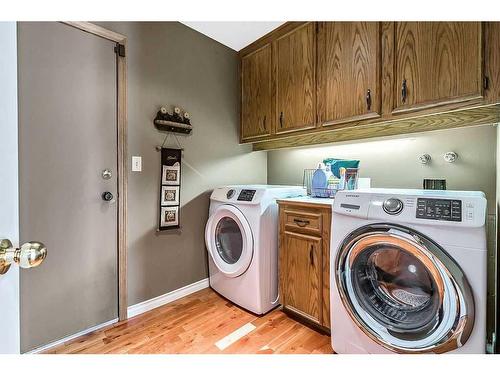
top-left (330, 188), bottom-right (487, 354)
top-left (205, 185), bottom-right (306, 314)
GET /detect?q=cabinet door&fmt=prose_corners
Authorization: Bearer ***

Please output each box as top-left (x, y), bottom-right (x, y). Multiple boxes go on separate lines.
top-left (317, 22), bottom-right (382, 127)
top-left (321, 210), bottom-right (332, 329)
top-left (484, 22), bottom-right (500, 104)
top-left (275, 23), bottom-right (316, 133)
top-left (282, 232), bottom-right (322, 323)
top-left (240, 44), bottom-right (273, 141)
top-left (393, 22), bottom-right (483, 113)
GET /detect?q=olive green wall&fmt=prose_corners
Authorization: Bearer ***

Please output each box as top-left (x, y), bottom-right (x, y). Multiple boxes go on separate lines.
top-left (268, 125), bottom-right (496, 215)
top-left (97, 22), bottom-right (267, 306)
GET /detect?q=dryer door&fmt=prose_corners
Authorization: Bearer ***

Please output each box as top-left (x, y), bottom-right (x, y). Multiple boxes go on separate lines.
top-left (205, 204), bottom-right (253, 278)
top-left (335, 223), bottom-right (475, 353)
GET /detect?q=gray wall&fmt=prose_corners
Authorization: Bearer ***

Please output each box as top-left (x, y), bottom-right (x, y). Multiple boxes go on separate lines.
top-left (98, 22), bottom-right (267, 306)
top-left (268, 125), bottom-right (497, 215)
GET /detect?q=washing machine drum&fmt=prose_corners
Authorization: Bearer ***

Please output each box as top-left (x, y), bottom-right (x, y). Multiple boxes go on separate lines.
top-left (335, 223), bottom-right (475, 354)
top-left (205, 204), bottom-right (254, 278)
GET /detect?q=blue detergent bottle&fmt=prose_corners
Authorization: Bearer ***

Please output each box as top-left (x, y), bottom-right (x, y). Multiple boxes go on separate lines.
top-left (311, 163), bottom-right (332, 198)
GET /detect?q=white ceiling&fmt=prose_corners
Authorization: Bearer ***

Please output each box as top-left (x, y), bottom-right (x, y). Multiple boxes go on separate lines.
top-left (181, 22), bottom-right (285, 51)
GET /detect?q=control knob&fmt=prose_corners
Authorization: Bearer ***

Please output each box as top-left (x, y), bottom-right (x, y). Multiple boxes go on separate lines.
top-left (383, 198), bottom-right (404, 215)
top-left (226, 189), bottom-right (235, 199)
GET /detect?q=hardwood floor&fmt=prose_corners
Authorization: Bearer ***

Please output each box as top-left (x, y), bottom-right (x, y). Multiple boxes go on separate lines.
top-left (42, 288), bottom-right (333, 354)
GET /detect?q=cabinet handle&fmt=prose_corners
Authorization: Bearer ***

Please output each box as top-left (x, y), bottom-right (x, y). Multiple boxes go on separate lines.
top-left (401, 79), bottom-right (407, 104)
top-left (293, 218), bottom-right (310, 227)
top-left (309, 244), bottom-right (314, 266)
top-left (262, 115), bottom-right (266, 129)
top-left (279, 112), bottom-right (284, 128)
top-left (366, 89), bottom-right (372, 111)
top-left (483, 76), bottom-right (490, 90)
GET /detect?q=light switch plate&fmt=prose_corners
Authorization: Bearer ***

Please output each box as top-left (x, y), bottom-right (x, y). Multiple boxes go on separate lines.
top-left (132, 156), bottom-right (142, 172)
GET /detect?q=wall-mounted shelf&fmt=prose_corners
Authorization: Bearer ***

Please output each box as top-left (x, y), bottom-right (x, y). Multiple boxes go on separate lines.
top-left (154, 119), bottom-right (193, 134)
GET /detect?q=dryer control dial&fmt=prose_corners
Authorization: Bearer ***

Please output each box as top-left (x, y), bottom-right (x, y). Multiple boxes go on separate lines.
top-left (226, 189), bottom-right (236, 199)
top-left (383, 198), bottom-right (404, 215)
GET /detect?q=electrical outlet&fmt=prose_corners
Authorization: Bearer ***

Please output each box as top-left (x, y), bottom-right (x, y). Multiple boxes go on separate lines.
top-left (132, 156), bottom-right (142, 172)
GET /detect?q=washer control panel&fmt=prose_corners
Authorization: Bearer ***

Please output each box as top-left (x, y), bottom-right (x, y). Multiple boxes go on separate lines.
top-left (334, 189), bottom-right (486, 228)
top-left (416, 198), bottom-right (462, 222)
top-left (237, 189), bottom-right (256, 202)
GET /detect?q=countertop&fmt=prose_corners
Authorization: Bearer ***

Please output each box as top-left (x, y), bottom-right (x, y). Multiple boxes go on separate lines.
top-left (276, 195), bottom-right (334, 208)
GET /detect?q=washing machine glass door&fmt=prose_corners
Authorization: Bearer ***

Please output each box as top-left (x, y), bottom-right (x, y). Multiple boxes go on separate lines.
top-left (335, 223), bottom-right (474, 354)
top-left (205, 205), bottom-right (253, 278)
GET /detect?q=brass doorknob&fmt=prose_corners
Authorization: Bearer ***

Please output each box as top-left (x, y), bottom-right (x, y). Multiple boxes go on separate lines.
top-left (0, 239), bottom-right (47, 275)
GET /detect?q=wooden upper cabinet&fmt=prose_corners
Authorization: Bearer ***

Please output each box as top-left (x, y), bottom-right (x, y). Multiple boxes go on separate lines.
top-left (393, 22), bottom-right (484, 113)
top-left (240, 44), bottom-right (273, 141)
top-left (274, 22), bottom-right (316, 133)
top-left (239, 22), bottom-right (499, 150)
top-left (317, 22), bottom-right (382, 127)
top-left (484, 22), bottom-right (500, 104)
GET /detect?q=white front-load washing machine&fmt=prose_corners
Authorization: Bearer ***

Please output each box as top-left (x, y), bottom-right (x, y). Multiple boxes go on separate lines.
top-left (330, 188), bottom-right (487, 354)
top-left (205, 185), bottom-right (306, 314)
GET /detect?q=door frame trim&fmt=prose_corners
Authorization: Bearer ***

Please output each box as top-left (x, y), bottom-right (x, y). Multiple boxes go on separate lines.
top-left (62, 21), bottom-right (128, 321)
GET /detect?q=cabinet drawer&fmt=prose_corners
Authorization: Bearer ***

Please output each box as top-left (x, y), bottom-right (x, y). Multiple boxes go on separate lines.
top-left (283, 209), bottom-right (322, 236)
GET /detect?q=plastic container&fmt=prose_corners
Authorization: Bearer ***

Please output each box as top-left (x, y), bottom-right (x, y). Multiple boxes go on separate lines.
top-left (323, 158), bottom-right (360, 178)
top-left (311, 163), bottom-right (332, 198)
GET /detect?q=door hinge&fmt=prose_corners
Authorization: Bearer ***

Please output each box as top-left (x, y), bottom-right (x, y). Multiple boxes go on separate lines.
top-left (114, 43), bottom-right (126, 57)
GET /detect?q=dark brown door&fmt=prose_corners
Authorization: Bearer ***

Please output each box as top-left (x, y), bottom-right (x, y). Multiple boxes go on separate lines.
top-left (275, 23), bottom-right (316, 134)
top-left (240, 44), bottom-right (273, 141)
top-left (317, 22), bottom-right (382, 127)
top-left (393, 22), bottom-right (483, 113)
top-left (282, 232), bottom-right (322, 324)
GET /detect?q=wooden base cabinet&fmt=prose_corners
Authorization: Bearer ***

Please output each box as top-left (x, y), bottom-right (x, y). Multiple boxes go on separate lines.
top-left (277, 200), bottom-right (332, 332)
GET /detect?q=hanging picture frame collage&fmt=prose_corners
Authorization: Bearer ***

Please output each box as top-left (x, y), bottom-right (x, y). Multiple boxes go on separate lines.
top-left (159, 148), bottom-right (182, 230)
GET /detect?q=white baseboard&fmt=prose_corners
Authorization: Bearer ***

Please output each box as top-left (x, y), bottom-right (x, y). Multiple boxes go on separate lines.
top-left (127, 278), bottom-right (209, 319)
top-left (25, 318), bottom-right (118, 354)
top-left (25, 278), bottom-right (209, 354)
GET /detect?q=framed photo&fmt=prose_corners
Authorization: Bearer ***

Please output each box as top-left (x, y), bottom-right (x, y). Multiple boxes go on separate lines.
top-left (162, 162), bottom-right (180, 185)
top-left (160, 206), bottom-right (179, 227)
top-left (161, 186), bottom-right (179, 206)
top-left (159, 148), bottom-right (182, 231)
